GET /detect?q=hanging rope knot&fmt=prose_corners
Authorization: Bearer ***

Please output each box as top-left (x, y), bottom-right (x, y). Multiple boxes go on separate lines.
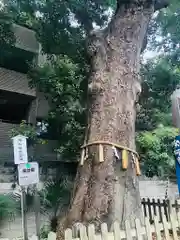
top-left (80, 141), bottom-right (141, 176)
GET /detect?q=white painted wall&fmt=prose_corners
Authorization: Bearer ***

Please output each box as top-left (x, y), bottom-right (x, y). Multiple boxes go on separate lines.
top-left (139, 180), bottom-right (179, 200)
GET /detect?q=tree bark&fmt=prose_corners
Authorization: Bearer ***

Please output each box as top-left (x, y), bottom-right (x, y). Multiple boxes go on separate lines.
top-left (57, 1), bottom-right (169, 239)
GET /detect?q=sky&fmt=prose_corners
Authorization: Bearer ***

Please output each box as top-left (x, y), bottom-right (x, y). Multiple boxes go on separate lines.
top-left (143, 50), bottom-right (159, 61)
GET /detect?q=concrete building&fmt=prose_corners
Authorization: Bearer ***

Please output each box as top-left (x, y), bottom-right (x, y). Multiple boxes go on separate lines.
top-left (0, 24), bottom-right (58, 167)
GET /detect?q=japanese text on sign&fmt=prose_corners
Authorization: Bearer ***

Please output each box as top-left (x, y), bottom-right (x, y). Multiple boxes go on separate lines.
top-left (12, 135), bottom-right (28, 165)
top-left (18, 162), bottom-right (39, 186)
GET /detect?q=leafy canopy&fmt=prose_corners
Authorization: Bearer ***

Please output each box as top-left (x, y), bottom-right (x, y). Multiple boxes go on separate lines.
top-left (29, 56), bottom-right (86, 160)
top-left (2, 0), bottom-right (180, 177)
top-left (136, 126), bottom-right (178, 178)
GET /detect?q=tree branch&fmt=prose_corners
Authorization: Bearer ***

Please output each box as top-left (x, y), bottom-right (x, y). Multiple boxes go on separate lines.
top-left (154, 0), bottom-right (170, 11)
top-left (115, 0), bottom-right (170, 54)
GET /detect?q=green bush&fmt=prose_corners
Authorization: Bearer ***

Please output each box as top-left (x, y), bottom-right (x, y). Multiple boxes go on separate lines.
top-left (40, 224), bottom-right (50, 239)
top-left (39, 175), bottom-right (73, 231)
top-left (136, 126), bottom-right (178, 178)
top-left (0, 194), bottom-right (19, 223)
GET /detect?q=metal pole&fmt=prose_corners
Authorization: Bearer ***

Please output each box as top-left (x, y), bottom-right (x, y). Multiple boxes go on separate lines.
top-left (34, 185), bottom-right (41, 239)
top-left (21, 187), bottom-right (28, 240)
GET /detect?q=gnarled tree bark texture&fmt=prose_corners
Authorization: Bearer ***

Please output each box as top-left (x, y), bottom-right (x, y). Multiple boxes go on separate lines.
top-left (57, 0), bottom-right (169, 239)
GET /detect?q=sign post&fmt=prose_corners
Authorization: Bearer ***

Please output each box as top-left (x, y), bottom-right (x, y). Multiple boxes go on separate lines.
top-left (21, 187), bottom-right (28, 240)
top-left (12, 135), bottom-right (28, 240)
top-left (12, 135), bottom-right (40, 240)
top-left (18, 162), bottom-right (40, 240)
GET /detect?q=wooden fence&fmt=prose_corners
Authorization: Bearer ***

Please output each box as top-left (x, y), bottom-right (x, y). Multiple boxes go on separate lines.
top-left (3, 203), bottom-right (180, 240)
top-left (141, 198), bottom-right (180, 223)
top-left (2, 199), bottom-right (180, 240)
top-left (60, 210), bottom-right (180, 240)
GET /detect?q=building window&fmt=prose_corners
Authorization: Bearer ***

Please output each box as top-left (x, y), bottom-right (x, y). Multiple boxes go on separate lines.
top-left (0, 90), bottom-right (33, 124)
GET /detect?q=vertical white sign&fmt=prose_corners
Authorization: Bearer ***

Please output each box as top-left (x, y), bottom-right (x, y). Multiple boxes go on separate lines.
top-left (12, 135), bottom-right (28, 165)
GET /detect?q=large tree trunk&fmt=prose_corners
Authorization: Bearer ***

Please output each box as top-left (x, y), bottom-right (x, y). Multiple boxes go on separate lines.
top-left (57, 1), bottom-right (169, 239)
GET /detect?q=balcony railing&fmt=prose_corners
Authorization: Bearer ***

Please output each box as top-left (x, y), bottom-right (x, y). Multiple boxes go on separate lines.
top-left (0, 67), bottom-right (36, 96)
top-left (12, 24), bottom-right (39, 54)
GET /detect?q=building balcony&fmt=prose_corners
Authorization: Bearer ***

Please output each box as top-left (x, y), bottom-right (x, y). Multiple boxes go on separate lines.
top-left (12, 24), bottom-right (39, 54)
top-left (0, 121), bottom-right (58, 163)
top-left (0, 67), bottom-right (36, 96)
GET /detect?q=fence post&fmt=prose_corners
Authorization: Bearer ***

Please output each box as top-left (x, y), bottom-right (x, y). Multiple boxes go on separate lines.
top-left (177, 199), bottom-right (180, 226)
top-left (141, 198), bottom-right (147, 218)
top-left (152, 198), bottom-right (157, 217)
top-left (157, 199), bottom-right (163, 222)
top-left (163, 199), bottom-right (169, 221)
top-left (168, 199), bottom-right (173, 217)
top-left (147, 198), bottom-right (153, 223)
top-left (65, 229), bottom-right (73, 240)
